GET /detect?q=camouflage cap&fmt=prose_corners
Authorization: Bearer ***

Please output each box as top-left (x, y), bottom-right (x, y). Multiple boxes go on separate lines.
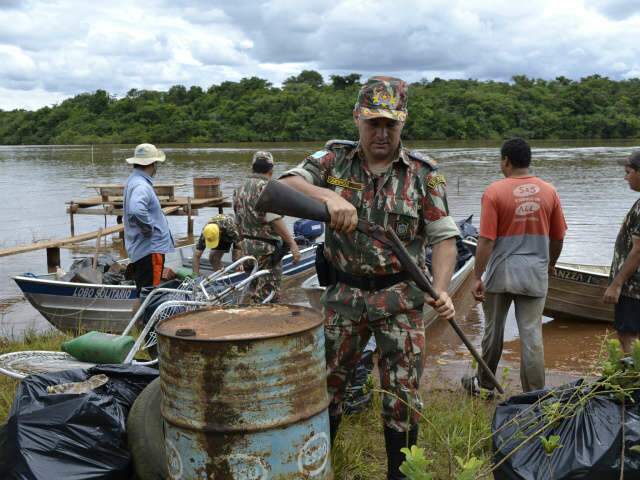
top-left (355, 76), bottom-right (408, 122)
top-left (252, 151), bottom-right (274, 166)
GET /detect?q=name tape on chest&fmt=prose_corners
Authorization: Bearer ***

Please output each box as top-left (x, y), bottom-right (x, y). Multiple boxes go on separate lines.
top-left (327, 175), bottom-right (364, 191)
top-left (427, 174), bottom-right (446, 190)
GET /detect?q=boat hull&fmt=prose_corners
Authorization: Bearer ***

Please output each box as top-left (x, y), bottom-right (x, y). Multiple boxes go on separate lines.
top-left (544, 262), bottom-right (614, 323)
top-left (14, 244), bottom-right (318, 333)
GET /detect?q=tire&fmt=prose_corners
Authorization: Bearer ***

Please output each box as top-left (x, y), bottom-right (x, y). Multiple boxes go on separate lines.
top-left (127, 378), bottom-right (167, 480)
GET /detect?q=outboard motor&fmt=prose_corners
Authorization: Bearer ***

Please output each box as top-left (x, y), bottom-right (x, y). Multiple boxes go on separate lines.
top-left (293, 219), bottom-right (324, 246)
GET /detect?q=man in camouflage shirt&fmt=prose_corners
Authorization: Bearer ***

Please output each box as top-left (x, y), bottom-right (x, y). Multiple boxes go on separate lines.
top-left (192, 213), bottom-right (241, 274)
top-left (281, 76), bottom-right (459, 480)
top-left (233, 151), bottom-right (301, 303)
top-left (604, 151), bottom-right (640, 353)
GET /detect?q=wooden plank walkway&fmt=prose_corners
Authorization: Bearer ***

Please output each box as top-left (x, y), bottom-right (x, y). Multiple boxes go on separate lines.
top-left (0, 206), bottom-right (180, 258)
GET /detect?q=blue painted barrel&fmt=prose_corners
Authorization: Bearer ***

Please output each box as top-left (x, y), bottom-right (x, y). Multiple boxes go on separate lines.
top-left (156, 304), bottom-right (333, 479)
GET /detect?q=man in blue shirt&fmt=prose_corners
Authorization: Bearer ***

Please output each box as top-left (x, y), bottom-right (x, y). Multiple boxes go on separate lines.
top-left (123, 143), bottom-right (175, 295)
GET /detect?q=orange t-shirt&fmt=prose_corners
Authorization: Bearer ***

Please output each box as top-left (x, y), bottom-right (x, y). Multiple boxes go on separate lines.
top-left (480, 176), bottom-right (567, 241)
top-left (480, 176), bottom-right (567, 296)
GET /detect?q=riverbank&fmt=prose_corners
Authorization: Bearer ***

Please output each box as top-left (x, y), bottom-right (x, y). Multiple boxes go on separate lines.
top-left (0, 327), bottom-right (602, 479)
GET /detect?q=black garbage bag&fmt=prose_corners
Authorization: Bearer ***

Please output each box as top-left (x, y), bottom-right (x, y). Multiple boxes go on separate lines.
top-left (0, 364), bottom-right (158, 480)
top-left (493, 379), bottom-right (640, 480)
top-left (60, 255), bottom-right (120, 284)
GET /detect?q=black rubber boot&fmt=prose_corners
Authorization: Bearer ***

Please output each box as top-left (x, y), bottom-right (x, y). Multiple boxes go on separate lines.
top-left (384, 425), bottom-right (419, 480)
top-left (329, 414), bottom-right (342, 446)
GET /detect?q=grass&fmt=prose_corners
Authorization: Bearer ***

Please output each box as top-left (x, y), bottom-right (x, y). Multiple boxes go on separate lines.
top-left (332, 379), bottom-right (496, 479)
top-left (0, 329), bottom-right (69, 421)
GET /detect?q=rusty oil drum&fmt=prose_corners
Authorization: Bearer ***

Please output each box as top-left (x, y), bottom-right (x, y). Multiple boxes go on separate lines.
top-left (156, 304), bottom-right (333, 479)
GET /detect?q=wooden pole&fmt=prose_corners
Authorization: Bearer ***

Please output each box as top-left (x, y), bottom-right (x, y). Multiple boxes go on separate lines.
top-left (187, 197), bottom-right (193, 235)
top-left (69, 201), bottom-right (75, 236)
top-left (117, 215), bottom-right (124, 240)
top-left (46, 247), bottom-right (60, 272)
top-left (93, 228), bottom-right (103, 270)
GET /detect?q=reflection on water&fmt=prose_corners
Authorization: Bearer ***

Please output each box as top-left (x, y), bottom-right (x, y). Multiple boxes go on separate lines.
top-left (0, 141), bottom-right (637, 375)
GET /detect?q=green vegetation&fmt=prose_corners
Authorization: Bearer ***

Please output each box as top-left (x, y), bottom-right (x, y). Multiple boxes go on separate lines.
top-left (332, 378), bottom-right (495, 479)
top-left (2, 71), bottom-right (640, 144)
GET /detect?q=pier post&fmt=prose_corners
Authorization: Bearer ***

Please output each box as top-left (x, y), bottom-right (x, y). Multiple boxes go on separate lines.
top-left (117, 215), bottom-right (124, 240)
top-left (187, 197), bottom-right (193, 235)
top-left (69, 201), bottom-right (75, 236)
top-left (46, 247), bottom-right (60, 272)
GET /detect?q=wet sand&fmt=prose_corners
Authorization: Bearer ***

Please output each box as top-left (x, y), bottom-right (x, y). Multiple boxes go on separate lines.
top-left (420, 274), bottom-right (609, 393)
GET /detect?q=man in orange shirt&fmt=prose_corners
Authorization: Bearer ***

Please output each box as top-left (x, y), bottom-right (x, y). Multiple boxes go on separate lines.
top-left (462, 138), bottom-right (567, 396)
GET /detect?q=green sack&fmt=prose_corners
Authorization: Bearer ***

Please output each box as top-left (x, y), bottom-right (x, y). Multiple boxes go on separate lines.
top-left (175, 266), bottom-right (195, 280)
top-left (61, 331), bottom-right (135, 364)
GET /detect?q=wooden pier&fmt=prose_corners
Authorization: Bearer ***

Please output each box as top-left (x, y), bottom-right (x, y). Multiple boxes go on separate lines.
top-left (0, 179), bottom-right (231, 271)
top-left (68, 183), bottom-right (230, 237)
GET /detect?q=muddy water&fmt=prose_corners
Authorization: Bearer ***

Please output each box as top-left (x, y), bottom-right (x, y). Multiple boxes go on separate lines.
top-left (0, 141), bottom-right (637, 379)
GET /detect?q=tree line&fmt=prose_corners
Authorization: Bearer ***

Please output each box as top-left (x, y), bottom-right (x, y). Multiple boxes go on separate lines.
top-left (1, 70), bottom-right (640, 145)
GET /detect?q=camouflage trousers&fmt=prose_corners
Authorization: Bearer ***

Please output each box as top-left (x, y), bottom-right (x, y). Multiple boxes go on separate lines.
top-left (243, 253), bottom-right (282, 304)
top-left (324, 306), bottom-right (425, 432)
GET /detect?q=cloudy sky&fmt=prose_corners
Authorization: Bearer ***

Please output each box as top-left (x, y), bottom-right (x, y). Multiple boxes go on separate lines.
top-left (1, 0), bottom-right (640, 110)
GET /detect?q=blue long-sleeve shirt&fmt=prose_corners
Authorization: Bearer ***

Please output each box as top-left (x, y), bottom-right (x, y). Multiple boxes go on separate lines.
top-left (123, 169), bottom-right (174, 263)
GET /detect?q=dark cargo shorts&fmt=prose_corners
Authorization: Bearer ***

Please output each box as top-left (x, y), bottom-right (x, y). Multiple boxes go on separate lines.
top-left (614, 295), bottom-right (640, 334)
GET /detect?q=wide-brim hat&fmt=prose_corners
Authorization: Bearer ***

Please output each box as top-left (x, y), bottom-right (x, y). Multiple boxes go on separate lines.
top-left (126, 143), bottom-right (166, 165)
top-left (252, 151), bottom-right (274, 166)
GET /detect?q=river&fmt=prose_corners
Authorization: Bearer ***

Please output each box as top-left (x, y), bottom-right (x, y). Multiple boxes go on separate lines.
top-left (1, 140), bottom-right (638, 379)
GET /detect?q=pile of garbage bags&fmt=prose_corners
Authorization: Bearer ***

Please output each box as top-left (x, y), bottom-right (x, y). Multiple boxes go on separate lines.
top-left (493, 379), bottom-right (640, 480)
top-left (0, 364), bottom-right (157, 479)
top-left (57, 254), bottom-right (128, 285)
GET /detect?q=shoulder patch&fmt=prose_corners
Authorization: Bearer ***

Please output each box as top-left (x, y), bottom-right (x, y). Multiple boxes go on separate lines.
top-left (408, 150), bottom-right (438, 170)
top-left (427, 174), bottom-right (447, 190)
top-left (324, 139), bottom-right (358, 150)
top-left (311, 150), bottom-right (329, 159)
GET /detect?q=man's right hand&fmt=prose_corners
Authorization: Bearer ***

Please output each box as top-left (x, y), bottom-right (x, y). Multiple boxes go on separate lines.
top-left (325, 193), bottom-right (358, 233)
top-left (291, 244), bottom-right (301, 264)
top-left (472, 278), bottom-right (485, 302)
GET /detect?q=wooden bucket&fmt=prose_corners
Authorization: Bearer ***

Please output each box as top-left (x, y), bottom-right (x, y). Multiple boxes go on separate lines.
top-left (193, 177), bottom-right (221, 199)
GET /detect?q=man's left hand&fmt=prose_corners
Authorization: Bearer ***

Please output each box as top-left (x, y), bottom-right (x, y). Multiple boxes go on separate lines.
top-left (428, 290), bottom-right (455, 321)
top-left (603, 284), bottom-right (621, 304)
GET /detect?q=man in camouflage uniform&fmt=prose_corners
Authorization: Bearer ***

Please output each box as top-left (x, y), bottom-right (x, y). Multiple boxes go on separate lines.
top-left (281, 76), bottom-right (459, 480)
top-left (604, 151), bottom-right (640, 353)
top-left (192, 213), bottom-right (241, 275)
top-left (233, 151), bottom-right (301, 303)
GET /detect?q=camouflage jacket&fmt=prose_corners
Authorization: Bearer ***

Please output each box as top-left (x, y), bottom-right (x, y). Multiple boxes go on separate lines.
top-left (610, 198), bottom-right (640, 300)
top-left (196, 214), bottom-right (240, 252)
top-left (283, 140), bottom-right (459, 320)
top-left (233, 173), bottom-right (282, 257)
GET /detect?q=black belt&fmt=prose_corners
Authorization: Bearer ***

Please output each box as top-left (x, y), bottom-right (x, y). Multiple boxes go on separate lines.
top-left (334, 269), bottom-right (409, 291)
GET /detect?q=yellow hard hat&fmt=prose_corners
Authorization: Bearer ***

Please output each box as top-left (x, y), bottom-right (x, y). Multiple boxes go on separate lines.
top-left (203, 223), bottom-right (220, 249)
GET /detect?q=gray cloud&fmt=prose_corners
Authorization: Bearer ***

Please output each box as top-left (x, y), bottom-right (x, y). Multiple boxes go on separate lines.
top-left (586, 0), bottom-right (640, 19)
top-left (0, 0), bottom-right (26, 9)
top-left (1, 0), bottom-right (640, 110)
